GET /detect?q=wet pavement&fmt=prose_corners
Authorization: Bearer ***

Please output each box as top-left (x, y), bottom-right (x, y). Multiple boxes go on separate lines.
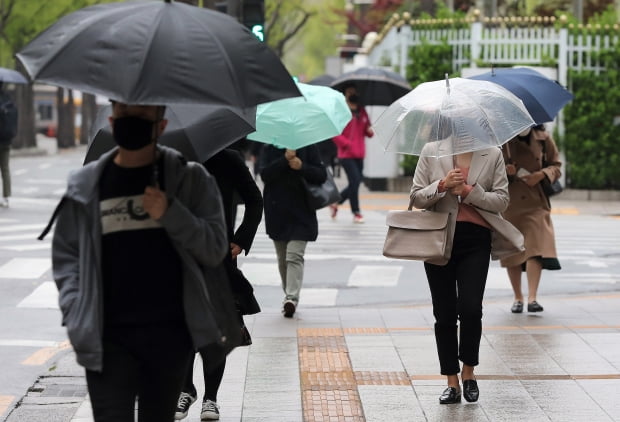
top-left (2, 151), bottom-right (620, 421)
top-left (3, 292), bottom-right (619, 422)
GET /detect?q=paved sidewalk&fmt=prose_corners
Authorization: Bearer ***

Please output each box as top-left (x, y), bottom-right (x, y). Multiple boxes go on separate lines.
top-left (5, 293), bottom-right (620, 421)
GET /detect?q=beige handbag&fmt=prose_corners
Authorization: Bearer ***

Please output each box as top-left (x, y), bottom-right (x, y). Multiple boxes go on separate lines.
top-left (383, 198), bottom-right (450, 261)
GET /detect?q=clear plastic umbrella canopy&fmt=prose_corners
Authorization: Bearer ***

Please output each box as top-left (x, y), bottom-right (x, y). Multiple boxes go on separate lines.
top-left (374, 77), bottom-right (535, 157)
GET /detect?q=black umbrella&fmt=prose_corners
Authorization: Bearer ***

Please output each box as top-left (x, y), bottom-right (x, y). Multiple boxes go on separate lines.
top-left (84, 104), bottom-right (256, 164)
top-left (308, 74), bottom-right (336, 87)
top-left (0, 67), bottom-right (28, 84)
top-left (16, 0), bottom-right (300, 107)
top-left (330, 66), bottom-right (412, 106)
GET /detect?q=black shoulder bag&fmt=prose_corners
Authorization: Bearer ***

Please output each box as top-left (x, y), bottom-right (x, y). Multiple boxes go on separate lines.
top-left (539, 140), bottom-right (563, 198)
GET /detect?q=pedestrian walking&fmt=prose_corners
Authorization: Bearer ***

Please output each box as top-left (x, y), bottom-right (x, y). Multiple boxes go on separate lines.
top-left (175, 148), bottom-right (263, 421)
top-left (502, 124), bottom-right (562, 313)
top-left (0, 83), bottom-right (18, 208)
top-left (46, 102), bottom-right (233, 422)
top-left (259, 144), bottom-right (326, 318)
top-left (329, 83), bottom-right (374, 223)
top-left (410, 143), bottom-right (524, 405)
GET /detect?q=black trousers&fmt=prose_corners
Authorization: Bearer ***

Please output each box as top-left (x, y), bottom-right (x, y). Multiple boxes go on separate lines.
top-left (183, 353), bottom-right (226, 402)
top-left (85, 322), bottom-right (193, 422)
top-left (424, 222), bottom-right (491, 375)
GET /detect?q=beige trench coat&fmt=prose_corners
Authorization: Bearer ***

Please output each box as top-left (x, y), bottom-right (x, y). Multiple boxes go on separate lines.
top-left (410, 144), bottom-right (524, 266)
top-left (500, 131), bottom-right (561, 267)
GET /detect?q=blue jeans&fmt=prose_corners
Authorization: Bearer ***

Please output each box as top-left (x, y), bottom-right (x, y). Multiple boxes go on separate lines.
top-left (338, 158), bottom-right (363, 214)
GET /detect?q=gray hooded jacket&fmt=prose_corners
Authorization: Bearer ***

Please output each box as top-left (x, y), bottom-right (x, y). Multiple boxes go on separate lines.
top-left (49, 146), bottom-right (229, 372)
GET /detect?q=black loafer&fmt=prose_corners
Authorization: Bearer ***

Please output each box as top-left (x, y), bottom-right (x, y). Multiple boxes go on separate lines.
top-left (462, 379), bottom-right (479, 402)
top-left (511, 301), bottom-right (523, 313)
top-left (439, 387), bottom-right (461, 404)
top-left (527, 301), bottom-right (544, 312)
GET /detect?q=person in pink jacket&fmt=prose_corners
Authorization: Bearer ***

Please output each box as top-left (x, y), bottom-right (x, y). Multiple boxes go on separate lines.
top-left (329, 84), bottom-right (374, 223)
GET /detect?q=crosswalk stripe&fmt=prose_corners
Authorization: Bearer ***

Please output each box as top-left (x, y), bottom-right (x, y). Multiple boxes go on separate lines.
top-left (0, 258), bottom-right (51, 279)
top-left (348, 265), bottom-right (402, 287)
top-left (17, 282), bottom-right (59, 309)
top-left (0, 224), bottom-right (47, 233)
top-left (2, 244), bottom-right (50, 252)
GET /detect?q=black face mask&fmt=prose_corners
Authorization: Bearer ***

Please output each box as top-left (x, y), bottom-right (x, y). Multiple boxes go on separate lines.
top-left (347, 94), bottom-right (359, 104)
top-left (112, 116), bottom-right (157, 150)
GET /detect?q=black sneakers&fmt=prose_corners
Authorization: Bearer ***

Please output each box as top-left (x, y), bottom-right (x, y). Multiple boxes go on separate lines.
top-left (174, 392), bottom-right (196, 420)
top-left (201, 399), bottom-right (220, 420)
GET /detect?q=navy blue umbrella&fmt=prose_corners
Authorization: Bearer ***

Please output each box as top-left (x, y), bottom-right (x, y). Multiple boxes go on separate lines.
top-left (0, 67), bottom-right (28, 84)
top-left (469, 67), bottom-right (573, 124)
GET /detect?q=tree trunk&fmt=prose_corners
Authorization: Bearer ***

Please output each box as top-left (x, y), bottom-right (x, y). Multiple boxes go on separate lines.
top-left (80, 93), bottom-right (97, 145)
top-left (13, 62), bottom-right (36, 149)
top-left (56, 88), bottom-right (76, 149)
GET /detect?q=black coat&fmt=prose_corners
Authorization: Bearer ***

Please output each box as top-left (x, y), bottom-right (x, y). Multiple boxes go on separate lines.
top-left (205, 149), bottom-right (263, 315)
top-left (259, 144), bottom-right (326, 242)
top-left (205, 149), bottom-right (263, 254)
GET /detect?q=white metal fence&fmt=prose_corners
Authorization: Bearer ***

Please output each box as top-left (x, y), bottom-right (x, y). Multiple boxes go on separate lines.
top-left (367, 21), bottom-right (620, 88)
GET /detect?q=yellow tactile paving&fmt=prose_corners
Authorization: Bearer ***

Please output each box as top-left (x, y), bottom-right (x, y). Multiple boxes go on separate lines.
top-left (21, 340), bottom-right (70, 366)
top-left (299, 328), bottom-right (365, 421)
top-left (355, 371), bottom-right (411, 386)
top-left (343, 327), bottom-right (388, 334)
top-left (0, 396), bottom-right (14, 418)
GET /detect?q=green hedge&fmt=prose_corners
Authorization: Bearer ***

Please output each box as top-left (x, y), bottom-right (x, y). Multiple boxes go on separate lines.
top-left (563, 43), bottom-right (620, 189)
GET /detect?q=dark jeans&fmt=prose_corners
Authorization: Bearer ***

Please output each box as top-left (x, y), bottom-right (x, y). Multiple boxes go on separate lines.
top-left (85, 322), bottom-right (193, 422)
top-left (338, 158), bottom-right (363, 214)
top-left (424, 222), bottom-right (491, 375)
top-left (183, 353), bottom-right (226, 402)
top-left (0, 145), bottom-right (10, 198)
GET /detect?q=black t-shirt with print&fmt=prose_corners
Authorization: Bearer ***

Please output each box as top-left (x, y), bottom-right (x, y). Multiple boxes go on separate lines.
top-left (99, 159), bottom-right (184, 328)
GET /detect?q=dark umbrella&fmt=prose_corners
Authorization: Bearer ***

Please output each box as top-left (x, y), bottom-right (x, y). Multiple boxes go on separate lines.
top-left (16, 0), bottom-right (300, 107)
top-left (84, 104), bottom-right (256, 164)
top-left (468, 67), bottom-right (573, 124)
top-left (330, 66), bottom-right (412, 106)
top-left (307, 74), bottom-right (336, 87)
top-left (0, 68), bottom-right (28, 84)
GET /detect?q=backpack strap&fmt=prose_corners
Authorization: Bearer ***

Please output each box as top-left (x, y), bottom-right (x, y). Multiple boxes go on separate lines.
top-left (38, 197), bottom-right (67, 240)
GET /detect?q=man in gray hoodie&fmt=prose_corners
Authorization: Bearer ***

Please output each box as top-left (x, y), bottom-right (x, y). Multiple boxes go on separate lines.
top-left (48, 102), bottom-right (234, 422)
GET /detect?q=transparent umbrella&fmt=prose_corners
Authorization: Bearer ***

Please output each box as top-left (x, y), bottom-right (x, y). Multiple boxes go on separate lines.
top-left (374, 77), bottom-right (535, 157)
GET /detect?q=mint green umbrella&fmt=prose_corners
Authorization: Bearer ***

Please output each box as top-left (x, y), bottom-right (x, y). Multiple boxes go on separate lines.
top-left (247, 82), bottom-right (352, 149)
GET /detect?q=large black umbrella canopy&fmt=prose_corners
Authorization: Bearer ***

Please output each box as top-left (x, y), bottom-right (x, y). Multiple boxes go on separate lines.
top-left (0, 67), bottom-right (28, 84)
top-left (330, 66), bottom-right (412, 106)
top-left (84, 103), bottom-right (256, 164)
top-left (307, 74), bottom-right (335, 87)
top-left (16, 0), bottom-right (301, 107)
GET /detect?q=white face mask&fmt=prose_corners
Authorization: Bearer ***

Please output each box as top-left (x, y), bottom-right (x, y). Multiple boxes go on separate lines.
top-left (518, 128), bottom-right (531, 137)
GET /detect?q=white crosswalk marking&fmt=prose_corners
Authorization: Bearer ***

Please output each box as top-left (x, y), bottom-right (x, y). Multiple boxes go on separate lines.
top-left (302, 288), bottom-right (338, 306)
top-left (347, 265), bottom-right (402, 287)
top-left (239, 263), bottom-right (280, 286)
top-left (17, 282), bottom-right (58, 309)
top-left (0, 258), bottom-right (51, 279)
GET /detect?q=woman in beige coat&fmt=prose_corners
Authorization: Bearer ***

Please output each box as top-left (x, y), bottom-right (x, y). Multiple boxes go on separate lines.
top-left (411, 142), bottom-right (524, 405)
top-left (502, 124), bottom-right (562, 314)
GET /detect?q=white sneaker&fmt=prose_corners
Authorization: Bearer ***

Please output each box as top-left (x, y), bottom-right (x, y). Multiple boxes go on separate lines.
top-left (174, 392), bottom-right (196, 420)
top-left (201, 399), bottom-right (220, 420)
top-left (0, 198), bottom-right (8, 208)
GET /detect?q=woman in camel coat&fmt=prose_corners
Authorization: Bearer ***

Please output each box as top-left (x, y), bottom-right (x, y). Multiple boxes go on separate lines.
top-left (411, 142), bottom-right (524, 405)
top-left (502, 124), bottom-right (562, 314)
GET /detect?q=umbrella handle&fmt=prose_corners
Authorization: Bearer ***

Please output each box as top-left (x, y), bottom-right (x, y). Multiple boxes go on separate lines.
top-left (445, 73), bottom-right (450, 95)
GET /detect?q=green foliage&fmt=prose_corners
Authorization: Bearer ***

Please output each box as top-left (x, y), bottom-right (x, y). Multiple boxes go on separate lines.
top-left (401, 154), bottom-right (419, 176)
top-left (278, 0), bottom-right (346, 80)
top-left (563, 43), bottom-right (620, 189)
top-left (0, 0), bottom-right (122, 67)
top-left (406, 38), bottom-right (456, 89)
